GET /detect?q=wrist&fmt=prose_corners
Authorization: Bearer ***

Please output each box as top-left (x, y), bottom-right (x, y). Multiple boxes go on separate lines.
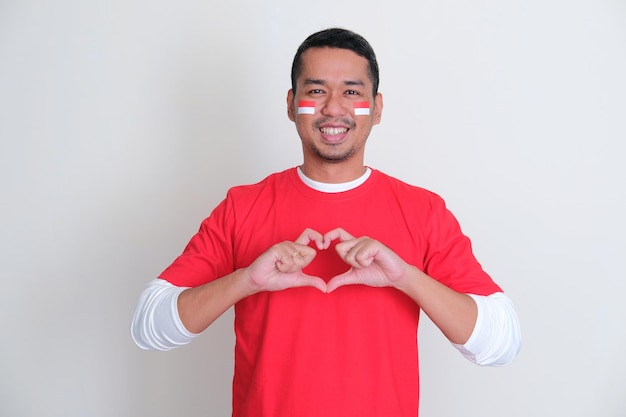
top-left (235, 267), bottom-right (262, 297)
top-left (393, 264), bottom-right (425, 296)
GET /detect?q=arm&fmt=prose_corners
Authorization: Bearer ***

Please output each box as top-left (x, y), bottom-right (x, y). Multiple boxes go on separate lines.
top-left (325, 228), bottom-right (521, 364)
top-left (131, 229), bottom-right (328, 349)
top-left (397, 264), bottom-right (478, 344)
top-left (325, 229), bottom-right (476, 343)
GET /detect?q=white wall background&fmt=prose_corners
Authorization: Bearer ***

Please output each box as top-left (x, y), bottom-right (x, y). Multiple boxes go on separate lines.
top-left (1, 0), bottom-right (625, 416)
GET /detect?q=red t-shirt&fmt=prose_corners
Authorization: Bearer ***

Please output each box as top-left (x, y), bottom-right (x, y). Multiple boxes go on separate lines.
top-left (160, 168), bottom-right (501, 417)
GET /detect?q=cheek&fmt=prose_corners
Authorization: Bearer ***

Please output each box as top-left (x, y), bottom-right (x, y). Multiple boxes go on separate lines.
top-left (354, 122), bottom-right (374, 138)
top-left (294, 119), bottom-right (312, 138)
top-left (295, 117), bottom-right (316, 131)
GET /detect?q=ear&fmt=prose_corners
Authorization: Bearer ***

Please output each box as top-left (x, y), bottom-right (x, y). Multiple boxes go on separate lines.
top-left (372, 92), bottom-right (383, 125)
top-left (287, 89), bottom-right (295, 122)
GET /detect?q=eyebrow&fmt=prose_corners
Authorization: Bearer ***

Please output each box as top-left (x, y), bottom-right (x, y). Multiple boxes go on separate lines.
top-left (303, 78), bottom-right (366, 87)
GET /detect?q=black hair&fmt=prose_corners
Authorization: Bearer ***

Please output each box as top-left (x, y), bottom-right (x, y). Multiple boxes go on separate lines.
top-left (290, 28), bottom-right (380, 96)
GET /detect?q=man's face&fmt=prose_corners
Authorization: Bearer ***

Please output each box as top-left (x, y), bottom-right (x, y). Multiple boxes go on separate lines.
top-left (287, 47), bottom-right (383, 169)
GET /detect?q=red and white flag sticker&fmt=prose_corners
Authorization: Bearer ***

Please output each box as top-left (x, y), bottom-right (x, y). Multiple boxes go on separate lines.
top-left (354, 102), bottom-right (370, 115)
top-left (297, 100), bottom-right (316, 114)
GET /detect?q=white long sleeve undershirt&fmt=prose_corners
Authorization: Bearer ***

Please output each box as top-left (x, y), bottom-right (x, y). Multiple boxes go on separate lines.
top-left (131, 278), bottom-right (521, 366)
top-left (131, 279), bottom-right (195, 351)
top-left (453, 292), bottom-right (521, 366)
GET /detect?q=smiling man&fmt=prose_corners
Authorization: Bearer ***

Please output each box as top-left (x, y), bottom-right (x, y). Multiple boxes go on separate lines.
top-left (288, 46), bottom-right (382, 178)
top-left (131, 28), bottom-right (521, 417)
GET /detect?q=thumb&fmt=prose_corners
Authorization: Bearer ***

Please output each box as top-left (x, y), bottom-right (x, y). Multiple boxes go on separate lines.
top-left (325, 269), bottom-right (357, 293)
top-left (294, 273), bottom-right (327, 293)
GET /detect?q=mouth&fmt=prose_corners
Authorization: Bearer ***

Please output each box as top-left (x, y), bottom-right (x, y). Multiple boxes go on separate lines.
top-left (318, 126), bottom-right (349, 144)
top-left (315, 118), bottom-right (355, 143)
top-left (320, 127), bottom-right (349, 136)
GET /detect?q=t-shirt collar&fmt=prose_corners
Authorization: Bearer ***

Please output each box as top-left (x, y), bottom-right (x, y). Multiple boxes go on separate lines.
top-left (296, 166), bottom-right (372, 193)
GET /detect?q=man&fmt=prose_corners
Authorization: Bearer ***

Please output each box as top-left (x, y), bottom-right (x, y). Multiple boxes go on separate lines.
top-left (132, 27), bottom-right (521, 417)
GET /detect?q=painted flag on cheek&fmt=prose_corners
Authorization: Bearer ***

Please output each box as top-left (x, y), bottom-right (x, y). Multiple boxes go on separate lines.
top-left (297, 101), bottom-right (316, 114)
top-left (354, 102), bottom-right (370, 115)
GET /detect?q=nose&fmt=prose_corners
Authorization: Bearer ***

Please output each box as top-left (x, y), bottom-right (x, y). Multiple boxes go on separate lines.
top-left (320, 93), bottom-right (347, 117)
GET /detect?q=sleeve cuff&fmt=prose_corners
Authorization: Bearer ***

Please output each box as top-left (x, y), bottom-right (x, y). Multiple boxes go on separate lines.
top-left (131, 278), bottom-right (198, 351)
top-left (452, 292), bottom-right (522, 366)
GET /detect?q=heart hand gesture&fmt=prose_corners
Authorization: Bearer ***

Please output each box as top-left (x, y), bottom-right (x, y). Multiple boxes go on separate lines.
top-left (324, 228), bottom-right (410, 293)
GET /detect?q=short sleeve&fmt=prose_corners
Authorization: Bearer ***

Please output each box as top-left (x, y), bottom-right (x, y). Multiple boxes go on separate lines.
top-left (422, 196), bottom-right (502, 295)
top-left (159, 195), bottom-right (236, 288)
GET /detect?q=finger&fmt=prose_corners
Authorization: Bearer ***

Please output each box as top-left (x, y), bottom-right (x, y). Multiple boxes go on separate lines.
top-left (275, 248), bottom-right (315, 272)
top-left (345, 243), bottom-right (379, 268)
top-left (334, 238), bottom-right (358, 259)
top-left (295, 228), bottom-right (325, 250)
top-left (326, 270), bottom-right (358, 293)
top-left (323, 227), bottom-right (355, 248)
top-left (333, 237), bottom-right (370, 267)
top-left (291, 274), bottom-right (327, 293)
top-left (277, 239), bottom-right (317, 261)
top-left (276, 239), bottom-right (320, 270)
top-left (291, 243), bottom-right (317, 261)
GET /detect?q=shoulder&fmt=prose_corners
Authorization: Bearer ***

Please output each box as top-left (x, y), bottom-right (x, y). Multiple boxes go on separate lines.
top-left (226, 168), bottom-right (296, 196)
top-left (371, 168), bottom-right (446, 207)
top-left (222, 168), bottom-right (298, 210)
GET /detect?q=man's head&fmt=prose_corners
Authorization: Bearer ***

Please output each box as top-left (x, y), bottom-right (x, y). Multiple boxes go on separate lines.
top-left (286, 28), bottom-right (383, 182)
top-left (291, 28), bottom-right (380, 97)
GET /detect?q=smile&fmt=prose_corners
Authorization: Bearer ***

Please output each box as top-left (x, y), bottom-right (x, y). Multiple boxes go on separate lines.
top-left (320, 127), bottom-right (348, 135)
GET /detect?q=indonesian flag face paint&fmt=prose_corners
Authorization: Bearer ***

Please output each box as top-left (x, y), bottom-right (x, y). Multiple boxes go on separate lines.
top-left (354, 102), bottom-right (370, 115)
top-left (297, 100), bottom-right (316, 115)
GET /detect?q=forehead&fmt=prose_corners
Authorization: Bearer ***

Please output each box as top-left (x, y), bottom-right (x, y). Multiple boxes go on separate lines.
top-left (297, 47), bottom-right (371, 86)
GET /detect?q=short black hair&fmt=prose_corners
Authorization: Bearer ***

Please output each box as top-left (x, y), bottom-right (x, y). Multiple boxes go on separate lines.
top-left (290, 28), bottom-right (380, 96)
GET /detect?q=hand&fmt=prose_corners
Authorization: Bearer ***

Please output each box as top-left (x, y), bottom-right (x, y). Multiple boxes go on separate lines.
top-left (325, 228), bottom-right (410, 293)
top-left (244, 228), bottom-right (327, 294)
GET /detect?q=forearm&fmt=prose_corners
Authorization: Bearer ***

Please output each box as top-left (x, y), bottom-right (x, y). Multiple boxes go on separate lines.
top-left (396, 266), bottom-right (521, 365)
top-left (131, 269), bottom-right (253, 350)
top-left (151, 232), bottom-right (327, 336)
top-left (396, 265), bottom-right (478, 344)
top-left (177, 268), bottom-right (253, 334)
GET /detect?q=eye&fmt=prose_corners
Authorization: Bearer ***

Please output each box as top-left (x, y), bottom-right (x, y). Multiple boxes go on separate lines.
top-left (345, 90), bottom-right (360, 96)
top-left (308, 89), bottom-right (324, 95)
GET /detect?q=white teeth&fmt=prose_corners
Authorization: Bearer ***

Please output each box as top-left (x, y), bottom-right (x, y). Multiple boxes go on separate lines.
top-left (320, 127), bottom-right (348, 135)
